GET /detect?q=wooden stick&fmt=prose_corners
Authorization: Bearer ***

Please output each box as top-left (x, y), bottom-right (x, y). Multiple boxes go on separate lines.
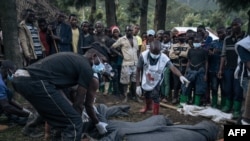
top-left (50, 31), bottom-right (59, 53)
top-left (160, 102), bottom-right (178, 110)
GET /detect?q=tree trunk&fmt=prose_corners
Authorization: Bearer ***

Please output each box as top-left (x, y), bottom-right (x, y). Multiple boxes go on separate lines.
top-left (105, 0), bottom-right (117, 28)
top-left (89, 0), bottom-right (96, 24)
top-left (0, 0), bottom-right (23, 68)
top-left (248, 10), bottom-right (250, 35)
top-left (140, 0), bottom-right (148, 35)
top-left (154, 0), bottom-right (167, 31)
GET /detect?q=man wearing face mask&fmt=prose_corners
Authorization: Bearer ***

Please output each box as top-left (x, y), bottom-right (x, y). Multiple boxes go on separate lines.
top-left (136, 40), bottom-right (189, 115)
top-left (168, 32), bottom-right (191, 104)
top-left (0, 61), bottom-right (32, 125)
top-left (1, 49), bottom-right (109, 140)
top-left (180, 34), bottom-right (208, 106)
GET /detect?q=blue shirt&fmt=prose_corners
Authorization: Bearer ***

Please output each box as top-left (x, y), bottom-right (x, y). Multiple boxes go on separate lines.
top-left (0, 74), bottom-right (8, 100)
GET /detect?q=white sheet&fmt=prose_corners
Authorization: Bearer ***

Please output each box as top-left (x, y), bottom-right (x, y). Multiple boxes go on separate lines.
top-left (177, 104), bottom-right (232, 123)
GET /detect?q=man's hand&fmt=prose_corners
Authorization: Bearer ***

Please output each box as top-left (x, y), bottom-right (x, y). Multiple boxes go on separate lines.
top-left (179, 76), bottom-right (189, 84)
top-left (96, 122), bottom-right (108, 134)
top-left (136, 86), bottom-right (142, 97)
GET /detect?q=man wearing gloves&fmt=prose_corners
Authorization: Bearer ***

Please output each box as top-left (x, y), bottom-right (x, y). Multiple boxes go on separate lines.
top-left (1, 48), bottom-right (109, 141)
top-left (136, 40), bottom-right (189, 115)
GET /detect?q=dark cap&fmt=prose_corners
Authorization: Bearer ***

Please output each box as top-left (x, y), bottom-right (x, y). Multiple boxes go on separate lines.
top-left (232, 18), bottom-right (243, 25)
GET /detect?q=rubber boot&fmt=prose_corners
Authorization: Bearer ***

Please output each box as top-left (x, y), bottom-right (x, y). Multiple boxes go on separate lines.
top-left (211, 95), bottom-right (218, 108)
top-left (194, 95), bottom-right (201, 106)
top-left (220, 96), bottom-right (226, 109)
top-left (153, 103), bottom-right (159, 115)
top-left (108, 81), bottom-right (113, 94)
top-left (139, 98), bottom-right (152, 113)
top-left (221, 98), bottom-right (232, 113)
top-left (103, 82), bottom-right (110, 96)
top-left (232, 100), bottom-right (241, 119)
top-left (99, 85), bottom-right (104, 94)
top-left (177, 95), bottom-right (188, 108)
top-left (129, 82), bottom-right (136, 100)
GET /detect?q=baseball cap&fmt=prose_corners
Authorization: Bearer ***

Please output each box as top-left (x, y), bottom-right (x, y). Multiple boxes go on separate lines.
top-left (147, 29), bottom-right (155, 36)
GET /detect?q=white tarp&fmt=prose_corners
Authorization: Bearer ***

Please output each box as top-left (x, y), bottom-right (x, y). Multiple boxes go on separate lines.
top-left (172, 27), bottom-right (219, 40)
top-left (177, 104), bottom-right (232, 123)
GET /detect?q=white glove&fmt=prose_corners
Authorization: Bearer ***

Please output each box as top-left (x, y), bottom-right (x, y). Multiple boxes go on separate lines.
top-left (136, 86), bottom-right (142, 97)
top-left (22, 108), bottom-right (32, 115)
top-left (179, 76), bottom-right (190, 84)
top-left (96, 122), bottom-right (108, 134)
top-left (234, 65), bottom-right (240, 79)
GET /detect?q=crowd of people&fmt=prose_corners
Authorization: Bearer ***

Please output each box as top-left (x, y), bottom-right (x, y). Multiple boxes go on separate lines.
top-left (0, 8), bottom-right (250, 140)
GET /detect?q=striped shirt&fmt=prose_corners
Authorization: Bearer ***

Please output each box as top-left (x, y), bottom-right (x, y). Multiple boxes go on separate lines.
top-left (26, 24), bottom-right (43, 56)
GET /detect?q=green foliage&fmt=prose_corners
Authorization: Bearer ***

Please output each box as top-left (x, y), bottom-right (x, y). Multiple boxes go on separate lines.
top-left (182, 13), bottom-right (201, 27)
top-left (215, 0), bottom-right (250, 11)
top-left (51, 0), bottom-right (90, 10)
top-left (127, 1), bottom-right (140, 23)
top-left (165, 0), bottom-right (194, 30)
top-left (49, 0), bottom-right (249, 32)
top-left (177, 0), bottom-right (219, 11)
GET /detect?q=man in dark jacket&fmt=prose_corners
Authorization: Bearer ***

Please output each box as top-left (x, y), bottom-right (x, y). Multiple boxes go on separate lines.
top-left (1, 47), bottom-right (109, 141)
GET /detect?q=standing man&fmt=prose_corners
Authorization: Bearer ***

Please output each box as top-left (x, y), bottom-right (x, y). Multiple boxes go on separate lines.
top-left (218, 18), bottom-right (245, 119)
top-left (136, 40), bottom-right (189, 114)
top-left (1, 49), bottom-right (109, 140)
top-left (47, 12), bottom-right (72, 53)
top-left (81, 21), bottom-right (94, 54)
top-left (18, 9), bottom-right (45, 66)
top-left (180, 34), bottom-right (208, 106)
top-left (168, 33), bottom-right (191, 104)
top-left (111, 25), bottom-right (139, 103)
top-left (160, 30), bottom-right (172, 103)
top-left (68, 14), bottom-right (83, 54)
top-left (38, 18), bottom-right (50, 56)
top-left (208, 26), bottom-right (226, 108)
top-left (235, 35), bottom-right (250, 125)
top-left (133, 24), bottom-right (142, 55)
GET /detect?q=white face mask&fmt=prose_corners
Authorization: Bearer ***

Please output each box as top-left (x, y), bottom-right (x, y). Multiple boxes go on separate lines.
top-left (150, 52), bottom-right (160, 59)
top-left (92, 57), bottom-right (105, 73)
top-left (193, 43), bottom-right (201, 48)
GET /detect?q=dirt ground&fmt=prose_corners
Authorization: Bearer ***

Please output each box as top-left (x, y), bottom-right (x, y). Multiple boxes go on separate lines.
top-left (0, 93), bottom-right (227, 141)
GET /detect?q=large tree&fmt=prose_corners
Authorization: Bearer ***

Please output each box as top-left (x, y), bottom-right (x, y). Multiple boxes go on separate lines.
top-left (89, 0), bottom-right (97, 24)
top-left (0, 0), bottom-right (22, 67)
top-left (216, 0), bottom-right (250, 34)
top-left (154, 0), bottom-right (167, 30)
top-left (105, 0), bottom-right (117, 27)
top-left (0, 0), bottom-right (62, 67)
top-left (139, 0), bottom-right (149, 34)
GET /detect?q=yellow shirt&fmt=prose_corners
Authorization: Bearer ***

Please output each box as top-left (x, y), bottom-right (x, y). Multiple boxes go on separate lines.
top-left (72, 28), bottom-right (79, 53)
top-left (136, 35), bottom-right (142, 46)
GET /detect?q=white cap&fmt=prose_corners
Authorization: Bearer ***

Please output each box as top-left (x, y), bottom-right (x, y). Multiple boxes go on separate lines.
top-left (147, 29), bottom-right (155, 36)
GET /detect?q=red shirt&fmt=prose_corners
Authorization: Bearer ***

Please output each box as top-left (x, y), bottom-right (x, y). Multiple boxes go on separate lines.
top-left (39, 31), bottom-right (50, 56)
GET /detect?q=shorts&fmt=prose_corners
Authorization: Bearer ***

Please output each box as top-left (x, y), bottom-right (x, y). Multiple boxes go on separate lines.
top-left (120, 65), bottom-right (136, 84)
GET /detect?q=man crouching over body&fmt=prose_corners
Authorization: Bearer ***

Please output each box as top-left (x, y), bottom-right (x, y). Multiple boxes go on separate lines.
top-left (1, 48), bottom-right (109, 141)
